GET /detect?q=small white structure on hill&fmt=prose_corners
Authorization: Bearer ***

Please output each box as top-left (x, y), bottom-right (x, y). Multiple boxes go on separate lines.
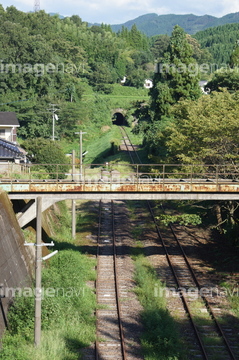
top-left (144, 79), bottom-right (153, 89)
top-left (120, 76), bottom-right (126, 84)
top-left (199, 81), bottom-right (210, 94)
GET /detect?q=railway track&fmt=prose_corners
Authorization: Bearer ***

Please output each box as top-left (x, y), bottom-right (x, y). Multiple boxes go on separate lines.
top-left (120, 125), bottom-right (239, 359)
top-left (95, 200), bottom-right (126, 360)
top-left (120, 127), bottom-right (141, 164)
top-left (150, 205), bottom-right (239, 359)
top-left (95, 198), bottom-right (143, 360)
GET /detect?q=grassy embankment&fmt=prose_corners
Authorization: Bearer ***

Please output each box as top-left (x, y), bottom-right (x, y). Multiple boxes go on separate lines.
top-left (61, 84), bottom-right (149, 162)
top-left (0, 202), bottom-right (96, 360)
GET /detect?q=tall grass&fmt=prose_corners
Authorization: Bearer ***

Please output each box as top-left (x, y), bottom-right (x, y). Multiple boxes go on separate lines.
top-left (0, 250), bottom-right (96, 360)
top-left (0, 200), bottom-right (96, 360)
top-left (83, 125), bottom-right (122, 164)
top-left (134, 256), bottom-right (185, 360)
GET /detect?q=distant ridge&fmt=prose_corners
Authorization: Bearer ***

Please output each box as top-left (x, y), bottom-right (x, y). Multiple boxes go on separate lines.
top-left (49, 12), bottom-right (65, 19)
top-left (110, 12), bottom-right (239, 36)
top-left (49, 11), bottom-right (239, 37)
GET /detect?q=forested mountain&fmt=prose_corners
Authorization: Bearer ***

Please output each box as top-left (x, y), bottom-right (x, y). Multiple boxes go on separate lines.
top-left (111, 12), bottom-right (239, 36)
top-left (194, 23), bottom-right (239, 65)
top-left (0, 5), bottom-right (152, 139)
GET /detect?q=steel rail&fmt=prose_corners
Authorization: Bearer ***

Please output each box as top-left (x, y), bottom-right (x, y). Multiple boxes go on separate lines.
top-left (147, 203), bottom-right (209, 360)
top-left (165, 209), bottom-right (237, 360)
top-left (121, 126), bottom-right (237, 360)
top-left (119, 126), bottom-right (208, 358)
top-left (119, 127), bottom-right (141, 164)
top-left (95, 199), bottom-right (102, 360)
top-left (111, 200), bottom-right (127, 360)
top-left (95, 198), bottom-right (127, 360)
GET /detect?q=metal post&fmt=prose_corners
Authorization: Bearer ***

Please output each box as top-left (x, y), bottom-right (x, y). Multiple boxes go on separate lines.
top-left (190, 165), bottom-right (193, 191)
top-left (35, 196), bottom-right (42, 347)
top-left (110, 167), bottom-right (112, 191)
top-left (72, 200), bottom-right (76, 239)
top-left (163, 164), bottom-right (165, 191)
top-left (48, 104), bottom-right (58, 141)
top-left (24, 206), bottom-right (57, 347)
top-left (80, 131), bottom-right (83, 181)
top-left (83, 164), bottom-right (86, 191)
top-left (75, 131), bottom-right (87, 181)
top-left (52, 112), bottom-right (55, 141)
top-left (72, 150), bottom-right (76, 181)
top-left (136, 164), bottom-right (139, 191)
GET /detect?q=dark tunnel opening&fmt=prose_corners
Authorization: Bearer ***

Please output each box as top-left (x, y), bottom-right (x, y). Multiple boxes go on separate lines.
top-left (112, 112), bottom-right (128, 126)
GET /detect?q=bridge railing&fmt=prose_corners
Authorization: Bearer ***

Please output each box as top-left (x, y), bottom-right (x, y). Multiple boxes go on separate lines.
top-left (0, 163), bottom-right (239, 183)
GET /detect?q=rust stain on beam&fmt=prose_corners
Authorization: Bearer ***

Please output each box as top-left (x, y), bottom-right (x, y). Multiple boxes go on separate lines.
top-left (2, 181), bottom-right (239, 193)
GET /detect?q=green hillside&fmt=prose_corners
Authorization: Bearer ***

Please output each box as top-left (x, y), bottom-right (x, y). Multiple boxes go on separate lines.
top-left (0, 5), bottom-right (152, 142)
top-left (111, 12), bottom-right (239, 36)
top-left (194, 22), bottom-right (239, 65)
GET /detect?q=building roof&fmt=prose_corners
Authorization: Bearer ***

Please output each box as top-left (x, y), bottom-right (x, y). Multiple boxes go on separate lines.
top-left (0, 138), bottom-right (25, 160)
top-left (0, 112), bottom-right (20, 127)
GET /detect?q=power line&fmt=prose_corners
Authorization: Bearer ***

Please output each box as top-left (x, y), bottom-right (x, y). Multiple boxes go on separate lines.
top-left (0, 98), bottom-right (33, 106)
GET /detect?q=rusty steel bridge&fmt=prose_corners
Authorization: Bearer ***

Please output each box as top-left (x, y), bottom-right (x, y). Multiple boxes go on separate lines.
top-left (1, 162), bottom-right (239, 201)
top-left (1, 162), bottom-right (239, 228)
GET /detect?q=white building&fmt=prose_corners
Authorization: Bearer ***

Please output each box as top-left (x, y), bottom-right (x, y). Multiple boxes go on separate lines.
top-left (144, 79), bottom-right (153, 89)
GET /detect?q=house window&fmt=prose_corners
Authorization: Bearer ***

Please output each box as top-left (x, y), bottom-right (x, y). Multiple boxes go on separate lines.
top-left (0, 129), bottom-right (5, 137)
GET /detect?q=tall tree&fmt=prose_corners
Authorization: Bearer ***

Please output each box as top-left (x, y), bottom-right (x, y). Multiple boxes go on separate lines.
top-left (158, 90), bottom-right (239, 166)
top-left (150, 25), bottom-right (201, 121)
top-left (229, 40), bottom-right (239, 68)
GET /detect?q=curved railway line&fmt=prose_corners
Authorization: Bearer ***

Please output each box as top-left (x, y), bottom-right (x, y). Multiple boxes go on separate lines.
top-left (90, 125), bottom-right (239, 360)
top-left (119, 125), bottom-right (239, 360)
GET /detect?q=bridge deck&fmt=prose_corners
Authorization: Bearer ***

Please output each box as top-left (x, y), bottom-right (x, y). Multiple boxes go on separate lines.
top-left (2, 163), bottom-right (239, 200)
top-left (4, 179), bottom-right (239, 201)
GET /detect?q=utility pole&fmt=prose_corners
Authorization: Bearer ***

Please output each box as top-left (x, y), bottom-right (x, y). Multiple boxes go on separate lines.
top-left (24, 197), bottom-right (58, 347)
top-left (72, 200), bottom-right (76, 239)
top-left (34, 196), bottom-right (42, 346)
top-left (71, 150), bottom-right (76, 238)
top-left (75, 131), bottom-right (87, 181)
top-left (48, 104), bottom-right (59, 141)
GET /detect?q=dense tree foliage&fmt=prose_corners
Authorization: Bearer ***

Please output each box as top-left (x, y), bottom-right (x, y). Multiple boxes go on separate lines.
top-left (145, 90), bottom-right (239, 166)
top-left (0, 6), bottom-right (151, 139)
top-left (150, 33), bottom-right (212, 65)
top-left (229, 41), bottom-right (239, 68)
top-left (206, 69), bottom-right (239, 92)
top-left (150, 35), bottom-right (170, 60)
top-left (194, 23), bottom-right (239, 66)
top-left (23, 138), bottom-right (70, 178)
top-left (150, 25), bottom-right (201, 121)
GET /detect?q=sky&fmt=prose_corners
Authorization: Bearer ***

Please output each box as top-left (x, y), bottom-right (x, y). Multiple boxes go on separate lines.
top-left (1, 0), bottom-right (239, 24)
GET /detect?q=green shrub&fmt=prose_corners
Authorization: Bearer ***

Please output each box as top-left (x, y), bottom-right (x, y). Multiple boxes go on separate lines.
top-left (0, 250), bottom-right (96, 360)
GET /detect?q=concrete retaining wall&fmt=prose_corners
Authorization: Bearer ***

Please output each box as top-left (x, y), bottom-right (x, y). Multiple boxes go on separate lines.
top-left (0, 191), bottom-right (32, 341)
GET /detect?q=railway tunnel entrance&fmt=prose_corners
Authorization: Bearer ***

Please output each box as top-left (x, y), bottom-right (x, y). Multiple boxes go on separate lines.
top-left (112, 112), bottom-right (128, 126)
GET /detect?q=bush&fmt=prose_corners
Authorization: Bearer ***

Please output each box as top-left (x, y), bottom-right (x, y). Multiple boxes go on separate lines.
top-left (23, 138), bottom-right (70, 179)
top-left (0, 250), bottom-right (96, 360)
